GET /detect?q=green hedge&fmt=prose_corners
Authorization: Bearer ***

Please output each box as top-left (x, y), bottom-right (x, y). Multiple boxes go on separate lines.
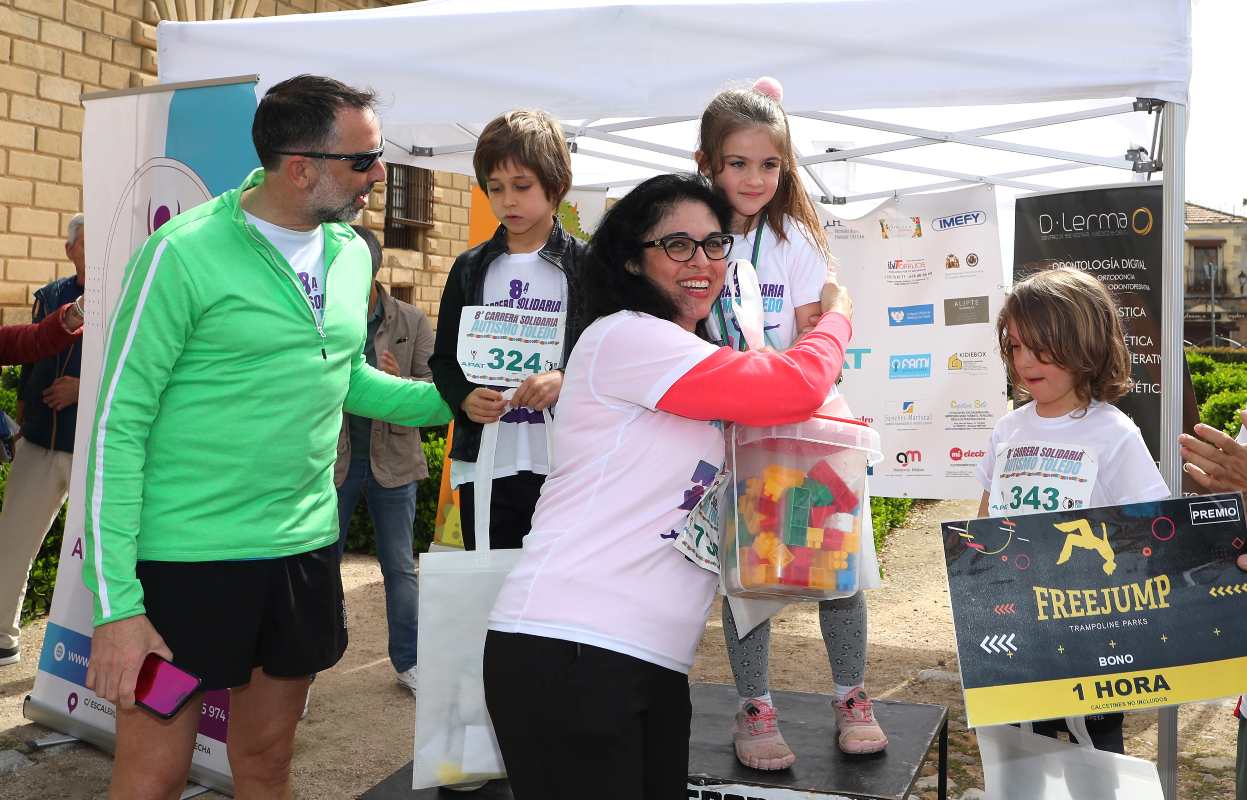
top-left (1188, 347), bottom-right (1247, 365)
top-left (870, 496), bottom-right (914, 551)
top-left (1200, 389), bottom-right (1247, 436)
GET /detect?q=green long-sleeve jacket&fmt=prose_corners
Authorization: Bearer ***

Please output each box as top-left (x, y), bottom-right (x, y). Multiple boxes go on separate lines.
top-left (82, 169), bottom-right (451, 627)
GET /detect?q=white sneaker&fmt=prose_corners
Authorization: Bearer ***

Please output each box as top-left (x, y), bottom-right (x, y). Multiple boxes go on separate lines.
top-left (396, 666), bottom-right (418, 694)
top-left (0, 646), bottom-right (19, 666)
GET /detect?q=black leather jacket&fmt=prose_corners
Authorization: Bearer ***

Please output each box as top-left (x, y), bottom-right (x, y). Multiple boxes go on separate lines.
top-left (429, 219), bottom-right (587, 463)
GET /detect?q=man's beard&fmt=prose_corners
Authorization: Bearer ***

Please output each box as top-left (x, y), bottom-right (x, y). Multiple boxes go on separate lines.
top-left (308, 168), bottom-right (369, 224)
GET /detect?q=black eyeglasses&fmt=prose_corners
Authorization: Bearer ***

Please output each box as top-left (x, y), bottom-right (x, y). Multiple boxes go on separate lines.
top-left (642, 233), bottom-right (733, 262)
top-left (272, 146), bottom-right (385, 173)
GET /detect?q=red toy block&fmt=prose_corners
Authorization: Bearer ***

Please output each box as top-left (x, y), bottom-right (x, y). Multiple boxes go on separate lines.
top-left (790, 546), bottom-right (815, 566)
top-left (809, 460), bottom-right (861, 514)
top-left (779, 562), bottom-right (811, 586)
top-left (810, 504), bottom-right (837, 527)
top-left (821, 529), bottom-right (845, 551)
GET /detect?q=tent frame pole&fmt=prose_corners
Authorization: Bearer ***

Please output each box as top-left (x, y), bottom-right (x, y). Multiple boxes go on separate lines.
top-left (1158, 99), bottom-right (1186, 800)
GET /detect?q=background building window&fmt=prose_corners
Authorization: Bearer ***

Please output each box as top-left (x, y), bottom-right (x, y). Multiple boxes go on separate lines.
top-left (390, 285), bottom-right (414, 304)
top-left (384, 164), bottom-right (434, 250)
top-left (1189, 244), bottom-right (1224, 293)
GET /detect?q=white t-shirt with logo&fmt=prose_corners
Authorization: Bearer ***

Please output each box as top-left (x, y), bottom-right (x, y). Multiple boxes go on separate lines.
top-left (451, 249), bottom-right (568, 488)
top-left (976, 401), bottom-right (1169, 516)
top-left (245, 211), bottom-right (325, 326)
top-left (489, 311), bottom-right (725, 673)
top-left (727, 217), bottom-right (828, 349)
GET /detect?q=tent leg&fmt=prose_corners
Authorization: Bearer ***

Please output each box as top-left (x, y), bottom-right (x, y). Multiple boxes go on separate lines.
top-left (1159, 100), bottom-right (1187, 800)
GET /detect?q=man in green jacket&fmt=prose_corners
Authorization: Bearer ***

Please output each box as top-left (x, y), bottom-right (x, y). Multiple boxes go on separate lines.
top-left (82, 75), bottom-right (451, 799)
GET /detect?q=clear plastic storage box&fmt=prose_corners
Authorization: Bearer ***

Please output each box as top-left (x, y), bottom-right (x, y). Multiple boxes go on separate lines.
top-left (721, 413), bottom-right (882, 600)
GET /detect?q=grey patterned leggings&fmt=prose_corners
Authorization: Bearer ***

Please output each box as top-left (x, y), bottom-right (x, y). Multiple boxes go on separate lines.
top-left (722, 593), bottom-right (867, 698)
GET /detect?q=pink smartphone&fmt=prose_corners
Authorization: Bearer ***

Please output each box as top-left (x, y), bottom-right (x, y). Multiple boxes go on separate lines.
top-left (134, 653), bottom-right (202, 719)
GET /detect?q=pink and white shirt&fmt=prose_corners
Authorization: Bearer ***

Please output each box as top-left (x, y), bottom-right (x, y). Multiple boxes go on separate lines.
top-left (488, 309), bottom-right (850, 672)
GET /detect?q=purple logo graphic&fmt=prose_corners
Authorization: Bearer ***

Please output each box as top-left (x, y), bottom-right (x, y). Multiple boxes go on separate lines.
top-left (67, 692), bottom-right (78, 714)
top-left (679, 461), bottom-right (718, 511)
top-left (147, 199), bottom-right (182, 235)
top-left (500, 407), bottom-right (546, 424)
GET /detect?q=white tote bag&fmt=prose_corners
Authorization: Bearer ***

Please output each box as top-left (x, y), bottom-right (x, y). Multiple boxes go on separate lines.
top-left (977, 719), bottom-right (1163, 800)
top-left (411, 402), bottom-right (554, 789)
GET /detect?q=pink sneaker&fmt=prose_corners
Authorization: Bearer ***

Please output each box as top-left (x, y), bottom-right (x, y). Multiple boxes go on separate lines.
top-left (733, 699), bottom-right (797, 771)
top-left (834, 688), bottom-right (888, 754)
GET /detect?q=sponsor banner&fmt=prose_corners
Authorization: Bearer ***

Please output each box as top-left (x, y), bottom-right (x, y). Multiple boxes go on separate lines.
top-left (1014, 184), bottom-right (1200, 469)
top-left (944, 296), bottom-right (990, 326)
top-left (941, 493), bottom-right (1247, 727)
top-left (826, 185), bottom-right (1007, 499)
top-left (28, 78), bottom-right (260, 791)
top-left (888, 303), bottom-right (934, 327)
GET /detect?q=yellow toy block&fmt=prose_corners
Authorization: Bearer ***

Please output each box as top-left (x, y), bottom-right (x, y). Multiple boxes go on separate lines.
top-left (806, 527), bottom-right (824, 549)
top-left (809, 567), bottom-right (836, 589)
top-left (843, 532), bottom-right (859, 553)
top-left (762, 465), bottom-right (806, 500)
top-left (775, 543), bottom-right (795, 569)
top-left (742, 563), bottom-right (768, 587)
top-left (815, 550), bottom-right (847, 570)
top-left (752, 532), bottom-right (780, 561)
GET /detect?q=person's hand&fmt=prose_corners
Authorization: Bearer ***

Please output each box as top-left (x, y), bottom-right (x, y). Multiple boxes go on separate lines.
top-left (61, 298), bottom-right (84, 332)
top-left (1239, 553), bottom-right (1247, 572)
top-left (819, 277), bottom-right (852, 321)
top-left (796, 307), bottom-right (823, 336)
top-left (462, 387), bottom-right (506, 424)
top-left (511, 370), bottom-right (563, 412)
top-left (1179, 415), bottom-right (1247, 493)
top-left (41, 376), bottom-right (79, 411)
top-left (86, 615), bottom-right (173, 709)
top-left (378, 350), bottom-right (400, 377)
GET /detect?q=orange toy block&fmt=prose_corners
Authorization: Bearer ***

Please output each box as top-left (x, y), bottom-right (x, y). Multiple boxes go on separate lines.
top-left (806, 527), bottom-right (824, 549)
top-left (752, 532), bottom-right (780, 561)
top-left (742, 563), bottom-right (768, 587)
top-left (762, 464), bottom-right (806, 501)
top-left (809, 567), bottom-right (837, 589)
top-left (775, 543), bottom-right (796, 569)
top-left (843, 532), bottom-right (860, 553)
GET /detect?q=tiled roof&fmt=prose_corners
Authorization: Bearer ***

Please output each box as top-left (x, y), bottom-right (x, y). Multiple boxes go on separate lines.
top-left (1186, 203), bottom-right (1247, 225)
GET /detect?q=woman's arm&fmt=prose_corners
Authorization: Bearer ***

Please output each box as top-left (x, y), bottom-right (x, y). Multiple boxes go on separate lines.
top-left (656, 313), bottom-right (850, 426)
top-left (0, 303), bottom-right (80, 365)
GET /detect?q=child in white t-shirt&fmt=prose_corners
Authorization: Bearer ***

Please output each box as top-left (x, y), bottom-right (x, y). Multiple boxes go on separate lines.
top-left (430, 110), bottom-right (586, 553)
top-left (977, 267), bottom-right (1169, 754)
top-left (696, 78), bottom-right (886, 765)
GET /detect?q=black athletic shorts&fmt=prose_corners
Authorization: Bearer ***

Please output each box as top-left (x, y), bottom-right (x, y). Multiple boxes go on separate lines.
top-left (136, 543), bottom-right (347, 691)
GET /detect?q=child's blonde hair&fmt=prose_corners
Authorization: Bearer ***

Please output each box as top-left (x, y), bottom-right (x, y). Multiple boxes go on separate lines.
top-left (696, 84), bottom-right (829, 259)
top-left (473, 109), bottom-right (572, 204)
top-left (997, 267), bottom-right (1132, 406)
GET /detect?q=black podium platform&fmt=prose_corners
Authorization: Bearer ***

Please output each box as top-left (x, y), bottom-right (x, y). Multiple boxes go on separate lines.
top-left (363, 683), bottom-right (948, 800)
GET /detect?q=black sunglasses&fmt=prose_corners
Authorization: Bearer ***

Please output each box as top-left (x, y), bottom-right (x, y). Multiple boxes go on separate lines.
top-left (273, 146), bottom-right (385, 173)
top-left (642, 233), bottom-right (734, 262)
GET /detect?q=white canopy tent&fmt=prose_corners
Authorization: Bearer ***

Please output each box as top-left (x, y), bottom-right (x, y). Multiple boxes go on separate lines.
top-left (155, 0), bottom-right (1193, 794)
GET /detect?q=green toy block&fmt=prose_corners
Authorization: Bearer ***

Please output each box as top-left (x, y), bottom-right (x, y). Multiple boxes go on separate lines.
top-left (783, 486), bottom-right (812, 545)
top-left (802, 477), bottom-right (836, 507)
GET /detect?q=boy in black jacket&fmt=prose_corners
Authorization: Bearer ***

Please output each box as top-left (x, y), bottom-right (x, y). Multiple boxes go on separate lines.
top-left (430, 109), bottom-right (586, 551)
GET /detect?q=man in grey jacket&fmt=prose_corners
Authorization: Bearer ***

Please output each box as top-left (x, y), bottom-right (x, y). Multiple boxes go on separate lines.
top-left (336, 225), bottom-right (436, 692)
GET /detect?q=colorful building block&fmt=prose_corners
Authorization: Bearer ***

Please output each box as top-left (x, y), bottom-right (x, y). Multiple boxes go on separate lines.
top-left (809, 567), bottom-right (837, 589)
top-left (821, 529), bottom-right (845, 551)
top-left (806, 527), bottom-right (824, 549)
top-left (802, 477), bottom-right (836, 507)
top-left (762, 464), bottom-right (805, 500)
top-left (810, 460), bottom-right (861, 514)
top-left (752, 532), bottom-right (779, 562)
top-left (782, 486), bottom-right (812, 544)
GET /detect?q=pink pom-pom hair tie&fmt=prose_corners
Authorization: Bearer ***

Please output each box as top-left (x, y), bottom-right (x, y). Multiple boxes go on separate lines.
top-left (753, 76), bottom-right (784, 104)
